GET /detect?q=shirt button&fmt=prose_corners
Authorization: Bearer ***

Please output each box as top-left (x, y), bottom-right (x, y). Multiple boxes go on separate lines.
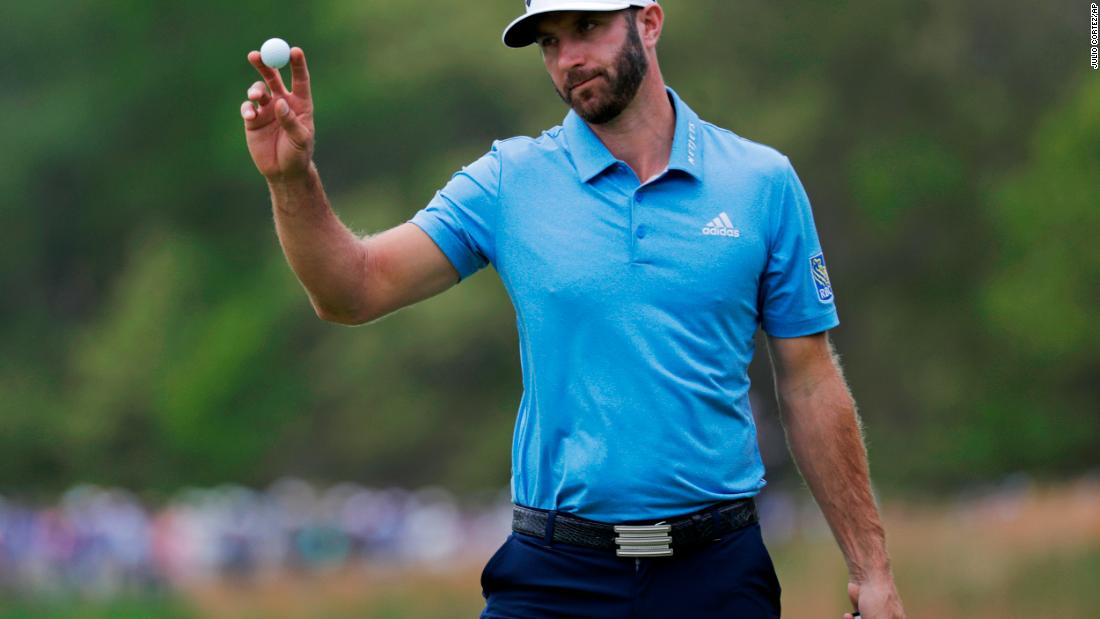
top-left (636, 226), bottom-right (647, 239)
top-left (636, 194), bottom-right (644, 203)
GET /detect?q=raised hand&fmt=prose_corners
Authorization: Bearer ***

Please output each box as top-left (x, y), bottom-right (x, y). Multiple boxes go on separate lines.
top-left (240, 47), bottom-right (315, 181)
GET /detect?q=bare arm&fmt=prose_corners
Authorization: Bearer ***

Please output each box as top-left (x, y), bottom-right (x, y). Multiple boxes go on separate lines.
top-left (267, 169), bottom-right (458, 324)
top-left (767, 332), bottom-right (905, 619)
top-left (241, 48), bottom-right (458, 325)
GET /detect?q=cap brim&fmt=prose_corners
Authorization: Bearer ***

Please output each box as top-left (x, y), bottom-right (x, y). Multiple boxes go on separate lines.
top-left (502, 2), bottom-right (633, 48)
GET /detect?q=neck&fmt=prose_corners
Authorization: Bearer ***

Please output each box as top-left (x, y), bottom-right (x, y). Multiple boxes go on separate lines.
top-left (586, 71), bottom-right (675, 183)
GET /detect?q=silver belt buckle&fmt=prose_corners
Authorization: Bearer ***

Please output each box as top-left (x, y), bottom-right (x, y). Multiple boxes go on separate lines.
top-left (613, 523), bottom-right (673, 557)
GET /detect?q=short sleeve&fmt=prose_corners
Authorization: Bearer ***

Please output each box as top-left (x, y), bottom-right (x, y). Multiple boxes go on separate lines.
top-left (759, 159), bottom-right (841, 337)
top-left (408, 143), bottom-right (500, 282)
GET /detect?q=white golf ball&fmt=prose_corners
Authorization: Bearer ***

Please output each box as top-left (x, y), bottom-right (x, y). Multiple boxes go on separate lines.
top-left (260, 38), bottom-right (291, 69)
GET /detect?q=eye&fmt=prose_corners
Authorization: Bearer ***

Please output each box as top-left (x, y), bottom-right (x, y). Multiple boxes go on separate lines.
top-left (537, 35), bottom-right (558, 49)
top-left (578, 19), bottom-right (597, 33)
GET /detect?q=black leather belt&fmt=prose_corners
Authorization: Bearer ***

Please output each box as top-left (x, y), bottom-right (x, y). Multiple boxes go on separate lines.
top-left (512, 498), bottom-right (758, 558)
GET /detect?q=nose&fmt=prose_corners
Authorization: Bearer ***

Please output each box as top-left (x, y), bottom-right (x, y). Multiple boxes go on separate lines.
top-left (556, 38), bottom-right (587, 73)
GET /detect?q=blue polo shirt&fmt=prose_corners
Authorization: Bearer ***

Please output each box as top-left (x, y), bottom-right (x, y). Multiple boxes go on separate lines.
top-left (409, 87), bottom-right (839, 522)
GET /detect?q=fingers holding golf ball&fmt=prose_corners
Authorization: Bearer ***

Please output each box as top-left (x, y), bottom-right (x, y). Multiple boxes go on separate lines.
top-left (247, 49), bottom-right (289, 96)
top-left (247, 45), bottom-right (311, 96)
top-left (241, 44), bottom-right (315, 179)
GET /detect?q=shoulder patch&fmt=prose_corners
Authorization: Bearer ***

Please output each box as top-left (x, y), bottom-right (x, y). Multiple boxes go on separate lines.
top-left (809, 251), bottom-right (834, 304)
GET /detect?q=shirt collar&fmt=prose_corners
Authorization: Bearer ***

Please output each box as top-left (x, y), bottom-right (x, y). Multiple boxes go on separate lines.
top-left (665, 87), bottom-right (703, 179)
top-left (563, 86), bottom-right (704, 183)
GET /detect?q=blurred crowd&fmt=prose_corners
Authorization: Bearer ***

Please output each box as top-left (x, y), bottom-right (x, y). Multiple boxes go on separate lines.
top-left (0, 480), bottom-right (513, 597)
top-left (0, 479), bottom-right (833, 598)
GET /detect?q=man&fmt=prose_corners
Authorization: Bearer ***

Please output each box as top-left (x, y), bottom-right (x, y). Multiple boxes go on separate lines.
top-left (239, 1), bottom-right (906, 617)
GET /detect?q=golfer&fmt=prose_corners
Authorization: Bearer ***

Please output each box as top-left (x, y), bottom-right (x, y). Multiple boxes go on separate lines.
top-left (241, 1), bottom-right (906, 617)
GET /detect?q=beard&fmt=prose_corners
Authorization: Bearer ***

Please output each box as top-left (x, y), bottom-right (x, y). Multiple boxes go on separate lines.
top-left (554, 15), bottom-right (649, 125)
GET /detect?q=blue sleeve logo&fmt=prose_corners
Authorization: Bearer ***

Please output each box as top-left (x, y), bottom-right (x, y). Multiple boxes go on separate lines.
top-left (809, 251), bottom-right (834, 303)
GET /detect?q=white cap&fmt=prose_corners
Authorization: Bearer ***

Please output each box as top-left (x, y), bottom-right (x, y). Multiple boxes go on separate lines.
top-left (502, 0), bottom-right (657, 48)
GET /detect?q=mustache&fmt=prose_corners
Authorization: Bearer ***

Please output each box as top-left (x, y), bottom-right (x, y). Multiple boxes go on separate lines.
top-left (565, 69), bottom-right (607, 92)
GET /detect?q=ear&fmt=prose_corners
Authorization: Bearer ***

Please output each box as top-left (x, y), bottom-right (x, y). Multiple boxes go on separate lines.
top-left (637, 4), bottom-right (664, 47)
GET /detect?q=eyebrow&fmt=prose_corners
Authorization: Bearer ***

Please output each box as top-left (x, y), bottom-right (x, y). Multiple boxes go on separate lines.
top-left (532, 22), bottom-right (563, 40)
top-left (533, 12), bottom-right (604, 39)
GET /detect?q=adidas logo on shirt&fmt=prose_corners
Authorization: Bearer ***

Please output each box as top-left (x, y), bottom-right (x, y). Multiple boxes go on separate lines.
top-left (701, 212), bottom-right (740, 237)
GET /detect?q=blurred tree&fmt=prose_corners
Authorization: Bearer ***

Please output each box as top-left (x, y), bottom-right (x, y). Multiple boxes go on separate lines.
top-left (972, 74), bottom-right (1100, 478)
top-left (0, 0), bottom-right (1093, 495)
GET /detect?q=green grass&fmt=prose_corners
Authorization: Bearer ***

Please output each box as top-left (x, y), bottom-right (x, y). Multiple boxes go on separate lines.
top-left (0, 596), bottom-right (197, 619)
top-left (990, 545), bottom-right (1100, 618)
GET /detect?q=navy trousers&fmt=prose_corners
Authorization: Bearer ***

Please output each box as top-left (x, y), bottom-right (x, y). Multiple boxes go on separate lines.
top-left (480, 521), bottom-right (781, 618)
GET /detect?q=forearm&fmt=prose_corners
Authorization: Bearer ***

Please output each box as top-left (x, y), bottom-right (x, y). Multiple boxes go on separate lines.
top-left (777, 367), bottom-right (891, 582)
top-left (268, 162), bottom-right (369, 323)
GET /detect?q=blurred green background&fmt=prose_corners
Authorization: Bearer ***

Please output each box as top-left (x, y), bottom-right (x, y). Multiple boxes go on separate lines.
top-left (1, 0), bottom-right (1098, 617)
